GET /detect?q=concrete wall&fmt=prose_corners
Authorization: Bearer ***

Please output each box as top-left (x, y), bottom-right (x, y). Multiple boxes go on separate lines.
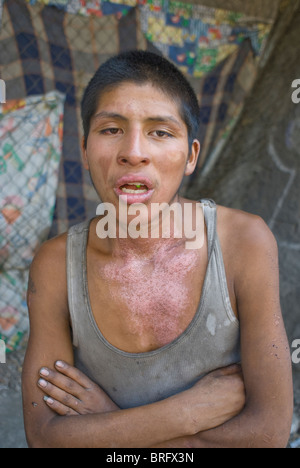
top-left (186, 2), bottom-right (300, 370)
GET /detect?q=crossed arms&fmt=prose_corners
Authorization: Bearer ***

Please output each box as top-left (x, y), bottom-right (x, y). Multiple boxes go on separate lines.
top-left (22, 217), bottom-right (293, 448)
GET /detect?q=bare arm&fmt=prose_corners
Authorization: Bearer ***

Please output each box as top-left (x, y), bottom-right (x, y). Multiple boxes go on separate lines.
top-left (22, 237), bottom-right (245, 448)
top-left (154, 216), bottom-right (294, 448)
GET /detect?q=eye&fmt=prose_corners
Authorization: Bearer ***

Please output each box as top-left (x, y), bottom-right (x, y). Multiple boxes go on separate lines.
top-left (152, 130), bottom-right (173, 138)
top-left (100, 128), bottom-right (122, 135)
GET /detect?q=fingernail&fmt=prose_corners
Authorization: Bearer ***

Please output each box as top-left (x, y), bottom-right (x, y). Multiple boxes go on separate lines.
top-left (44, 396), bottom-right (54, 405)
top-left (40, 368), bottom-right (50, 377)
top-left (55, 361), bottom-right (64, 369)
top-left (38, 379), bottom-right (47, 388)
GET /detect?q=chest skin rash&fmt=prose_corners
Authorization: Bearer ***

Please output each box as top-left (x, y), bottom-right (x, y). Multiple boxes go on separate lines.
top-left (99, 244), bottom-right (201, 348)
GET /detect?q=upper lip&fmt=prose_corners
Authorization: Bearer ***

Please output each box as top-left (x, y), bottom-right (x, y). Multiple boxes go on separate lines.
top-left (115, 174), bottom-right (154, 190)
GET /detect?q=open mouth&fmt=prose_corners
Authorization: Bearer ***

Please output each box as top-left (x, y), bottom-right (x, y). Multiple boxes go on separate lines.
top-left (114, 175), bottom-right (154, 203)
top-left (120, 182), bottom-right (149, 194)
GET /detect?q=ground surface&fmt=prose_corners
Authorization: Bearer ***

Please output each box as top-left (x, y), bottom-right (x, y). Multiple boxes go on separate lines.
top-left (0, 336), bottom-right (299, 448)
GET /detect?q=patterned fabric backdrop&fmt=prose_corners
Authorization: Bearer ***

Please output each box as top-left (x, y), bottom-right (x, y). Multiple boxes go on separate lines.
top-left (0, 0), bottom-right (276, 349)
top-left (24, 0), bottom-right (272, 77)
top-left (0, 91), bottom-right (64, 350)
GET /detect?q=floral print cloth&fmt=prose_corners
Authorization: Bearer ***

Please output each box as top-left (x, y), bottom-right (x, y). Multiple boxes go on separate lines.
top-left (139, 0), bottom-right (271, 77)
top-left (25, 0), bottom-right (272, 76)
top-left (0, 91), bottom-right (65, 351)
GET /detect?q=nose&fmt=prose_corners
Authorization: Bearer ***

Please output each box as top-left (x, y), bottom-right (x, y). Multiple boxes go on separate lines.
top-left (117, 129), bottom-right (150, 167)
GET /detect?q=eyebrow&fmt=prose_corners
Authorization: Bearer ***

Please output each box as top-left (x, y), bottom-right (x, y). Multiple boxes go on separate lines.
top-left (92, 111), bottom-right (182, 127)
top-left (147, 116), bottom-right (182, 127)
top-left (93, 111), bottom-right (127, 122)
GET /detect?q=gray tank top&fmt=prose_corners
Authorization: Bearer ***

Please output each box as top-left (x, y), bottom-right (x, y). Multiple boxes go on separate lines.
top-left (67, 199), bottom-right (240, 409)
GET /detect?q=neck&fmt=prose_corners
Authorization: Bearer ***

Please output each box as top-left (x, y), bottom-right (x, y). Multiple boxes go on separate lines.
top-left (103, 194), bottom-right (189, 259)
top-left (94, 196), bottom-right (205, 259)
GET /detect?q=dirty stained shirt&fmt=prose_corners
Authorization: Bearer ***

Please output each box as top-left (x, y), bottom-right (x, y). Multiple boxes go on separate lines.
top-left (67, 199), bottom-right (240, 409)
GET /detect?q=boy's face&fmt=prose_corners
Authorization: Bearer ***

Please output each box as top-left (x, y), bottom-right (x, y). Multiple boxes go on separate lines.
top-left (82, 82), bottom-right (200, 215)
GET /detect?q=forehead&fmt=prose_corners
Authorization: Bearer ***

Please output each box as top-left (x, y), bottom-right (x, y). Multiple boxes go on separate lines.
top-left (92, 82), bottom-right (185, 125)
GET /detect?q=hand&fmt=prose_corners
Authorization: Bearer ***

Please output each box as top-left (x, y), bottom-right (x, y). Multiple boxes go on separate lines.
top-left (186, 364), bottom-right (246, 434)
top-left (38, 361), bottom-right (119, 416)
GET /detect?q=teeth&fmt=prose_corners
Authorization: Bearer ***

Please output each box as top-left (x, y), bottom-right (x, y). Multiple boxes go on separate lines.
top-left (120, 182), bottom-right (149, 194)
top-left (121, 188), bottom-right (148, 194)
top-left (127, 183), bottom-right (144, 187)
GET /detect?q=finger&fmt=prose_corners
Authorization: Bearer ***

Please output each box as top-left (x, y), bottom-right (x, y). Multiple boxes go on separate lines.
top-left (39, 367), bottom-right (85, 400)
top-left (38, 378), bottom-right (81, 413)
top-left (43, 395), bottom-right (79, 417)
top-left (54, 361), bottom-right (96, 390)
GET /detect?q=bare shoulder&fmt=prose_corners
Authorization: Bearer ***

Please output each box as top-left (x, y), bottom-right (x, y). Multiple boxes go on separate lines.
top-left (215, 204), bottom-right (280, 294)
top-left (28, 232), bottom-right (69, 309)
top-left (31, 232), bottom-right (68, 274)
top-left (216, 204), bottom-right (277, 256)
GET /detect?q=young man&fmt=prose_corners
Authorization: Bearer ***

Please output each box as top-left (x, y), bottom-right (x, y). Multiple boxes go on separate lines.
top-left (22, 51), bottom-right (293, 448)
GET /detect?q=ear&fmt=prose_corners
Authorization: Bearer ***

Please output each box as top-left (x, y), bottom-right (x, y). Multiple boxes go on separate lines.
top-left (81, 137), bottom-right (89, 170)
top-left (185, 139), bottom-right (200, 176)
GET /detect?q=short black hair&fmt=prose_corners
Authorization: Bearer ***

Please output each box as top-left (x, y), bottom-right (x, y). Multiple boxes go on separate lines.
top-left (81, 50), bottom-right (200, 149)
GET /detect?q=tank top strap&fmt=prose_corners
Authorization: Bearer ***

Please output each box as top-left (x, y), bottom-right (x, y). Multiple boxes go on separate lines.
top-left (67, 220), bottom-right (90, 347)
top-left (200, 199), bottom-right (217, 259)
